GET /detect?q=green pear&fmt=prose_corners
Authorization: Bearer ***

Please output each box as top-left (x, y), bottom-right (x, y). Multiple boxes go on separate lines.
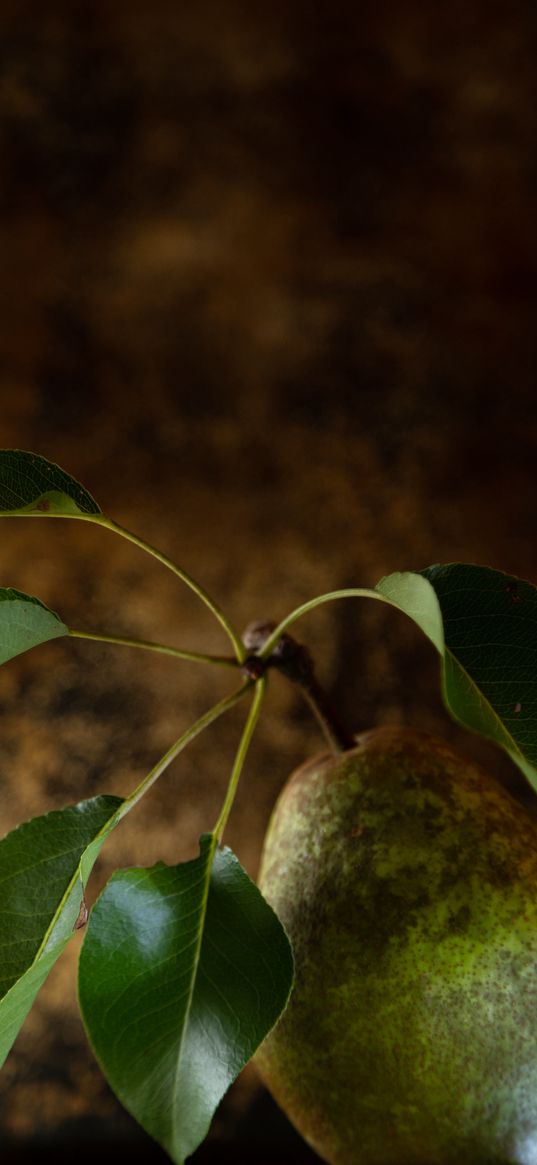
top-left (255, 726), bottom-right (537, 1165)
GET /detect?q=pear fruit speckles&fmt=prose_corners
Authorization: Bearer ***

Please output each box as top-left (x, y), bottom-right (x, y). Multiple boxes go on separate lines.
top-left (256, 726), bottom-right (537, 1165)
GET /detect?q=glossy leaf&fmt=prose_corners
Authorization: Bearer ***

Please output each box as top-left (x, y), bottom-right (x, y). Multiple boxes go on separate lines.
top-left (0, 450), bottom-right (101, 516)
top-left (376, 565), bottom-right (537, 789)
top-left (0, 588), bottom-right (68, 665)
top-left (0, 795), bottom-right (123, 1066)
top-left (78, 833), bottom-right (294, 1165)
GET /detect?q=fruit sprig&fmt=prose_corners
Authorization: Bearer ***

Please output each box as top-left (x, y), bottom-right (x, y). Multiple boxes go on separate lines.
top-left (0, 449), bottom-right (536, 1164)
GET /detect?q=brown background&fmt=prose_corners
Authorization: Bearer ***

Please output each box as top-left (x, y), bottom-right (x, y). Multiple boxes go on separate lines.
top-left (1, 1), bottom-right (536, 1160)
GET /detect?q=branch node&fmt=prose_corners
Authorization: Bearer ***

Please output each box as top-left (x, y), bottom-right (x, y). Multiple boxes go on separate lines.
top-left (241, 620), bottom-right (356, 754)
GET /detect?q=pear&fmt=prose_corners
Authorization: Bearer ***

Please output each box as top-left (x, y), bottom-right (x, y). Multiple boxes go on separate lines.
top-left (256, 726), bottom-right (537, 1165)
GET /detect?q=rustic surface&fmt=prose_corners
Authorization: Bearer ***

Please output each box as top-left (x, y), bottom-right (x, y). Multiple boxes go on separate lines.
top-left (0, 1), bottom-right (536, 1160)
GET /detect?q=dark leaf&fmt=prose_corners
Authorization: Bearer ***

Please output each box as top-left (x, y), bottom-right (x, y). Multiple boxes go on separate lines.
top-left (376, 566), bottom-right (537, 789)
top-left (0, 795), bottom-right (123, 1065)
top-left (79, 833), bottom-right (294, 1164)
top-left (0, 450), bottom-right (101, 516)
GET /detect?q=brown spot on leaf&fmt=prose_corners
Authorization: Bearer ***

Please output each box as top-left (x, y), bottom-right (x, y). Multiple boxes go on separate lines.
top-left (73, 900), bottom-right (88, 930)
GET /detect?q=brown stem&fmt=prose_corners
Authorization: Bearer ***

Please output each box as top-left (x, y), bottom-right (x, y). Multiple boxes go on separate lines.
top-left (241, 621), bottom-right (356, 754)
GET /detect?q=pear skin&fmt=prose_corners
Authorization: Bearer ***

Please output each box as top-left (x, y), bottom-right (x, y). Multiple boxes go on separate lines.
top-left (256, 727), bottom-right (537, 1165)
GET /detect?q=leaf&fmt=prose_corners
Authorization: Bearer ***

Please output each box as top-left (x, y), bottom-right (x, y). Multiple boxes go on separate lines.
top-left (0, 450), bottom-right (101, 516)
top-left (376, 565), bottom-right (537, 789)
top-left (0, 588), bottom-right (68, 664)
top-left (78, 833), bottom-right (294, 1165)
top-left (375, 570), bottom-right (445, 653)
top-left (0, 795), bottom-right (123, 1066)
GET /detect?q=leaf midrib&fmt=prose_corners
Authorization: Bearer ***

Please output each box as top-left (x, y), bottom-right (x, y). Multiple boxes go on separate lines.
top-left (6, 805), bottom-right (121, 990)
top-left (170, 834), bottom-right (217, 1157)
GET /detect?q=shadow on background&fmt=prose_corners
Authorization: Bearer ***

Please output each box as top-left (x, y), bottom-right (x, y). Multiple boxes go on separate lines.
top-left (2, 1090), bottom-right (323, 1163)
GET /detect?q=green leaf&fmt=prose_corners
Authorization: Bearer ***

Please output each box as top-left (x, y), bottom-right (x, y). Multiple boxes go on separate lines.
top-left (0, 588), bottom-right (68, 664)
top-left (78, 833), bottom-right (294, 1165)
top-left (0, 795), bottom-right (123, 1066)
top-left (375, 570), bottom-right (445, 653)
top-left (376, 565), bottom-right (537, 789)
top-left (0, 450), bottom-right (101, 516)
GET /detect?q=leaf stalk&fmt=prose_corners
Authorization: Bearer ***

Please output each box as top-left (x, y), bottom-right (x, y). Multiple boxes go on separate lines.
top-left (68, 628), bottom-right (238, 669)
top-left (213, 677), bottom-right (267, 842)
top-left (119, 681), bottom-right (252, 819)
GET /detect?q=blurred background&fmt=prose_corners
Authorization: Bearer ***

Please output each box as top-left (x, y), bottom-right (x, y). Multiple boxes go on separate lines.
top-left (1, 1), bottom-right (536, 1160)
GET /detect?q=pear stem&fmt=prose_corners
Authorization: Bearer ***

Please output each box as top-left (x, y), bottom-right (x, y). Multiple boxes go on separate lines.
top-left (241, 621), bottom-right (356, 754)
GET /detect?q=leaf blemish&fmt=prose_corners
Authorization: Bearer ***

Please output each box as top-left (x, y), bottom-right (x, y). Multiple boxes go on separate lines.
top-left (505, 583), bottom-right (523, 604)
top-left (35, 499), bottom-right (50, 512)
top-left (74, 900), bottom-right (88, 930)
top-left (514, 703), bottom-right (522, 714)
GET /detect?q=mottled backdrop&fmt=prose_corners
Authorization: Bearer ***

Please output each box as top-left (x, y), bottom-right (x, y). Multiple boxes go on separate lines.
top-left (1, 2), bottom-right (536, 1161)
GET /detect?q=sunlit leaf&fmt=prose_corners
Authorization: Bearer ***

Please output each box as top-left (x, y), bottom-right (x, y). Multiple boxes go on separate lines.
top-left (376, 565), bottom-right (537, 789)
top-left (0, 795), bottom-right (123, 1066)
top-left (375, 570), bottom-right (444, 652)
top-left (0, 588), bottom-right (67, 664)
top-left (79, 833), bottom-right (294, 1165)
top-left (0, 450), bottom-right (101, 517)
